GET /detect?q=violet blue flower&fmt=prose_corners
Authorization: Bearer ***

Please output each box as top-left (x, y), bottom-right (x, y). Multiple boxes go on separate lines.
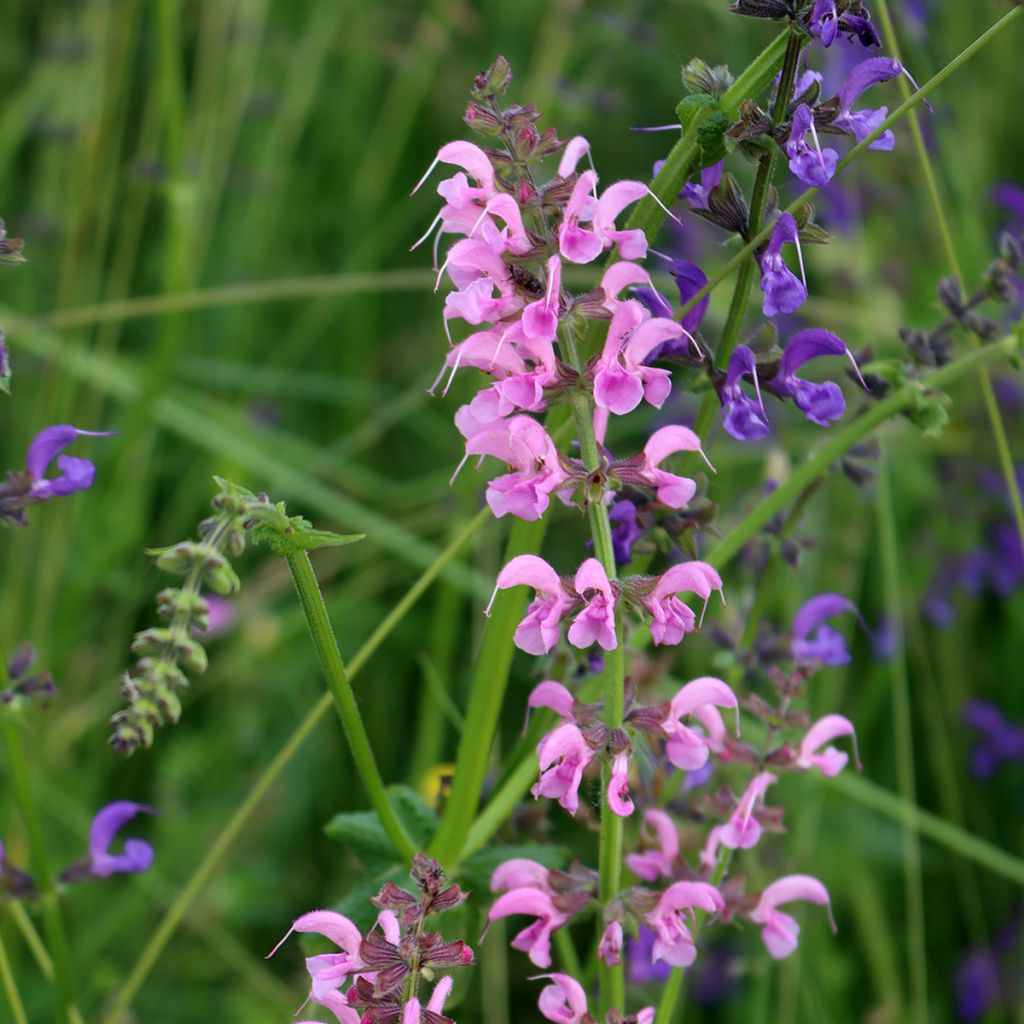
top-left (609, 499), bottom-right (642, 565)
top-left (962, 700), bottom-right (1024, 779)
top-left (785, 104), bottom-right (839, 187)
top-left (766, 328), bottom-right (867, 427)
top-left (759, 213), bottom-right (808, 317)
top-left (626, 926), bottom-right (672, 984)
top-left (833, 58), bottom-right (924, 150)
top-left (720, 346), bottom-right (770, 441)
top-left (0, 839), bottom-right (36, 898)
top-left (60, 801), bottom-right (156, 882)
top-left (808, 1), bottom-right (881, 48)
top-left (790, 592), bottom-right (865, 665)
top-left (682, 162), bottom-right (723, 210)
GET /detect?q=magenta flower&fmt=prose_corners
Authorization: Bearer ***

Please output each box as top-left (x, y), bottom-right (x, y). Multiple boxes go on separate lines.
top-left (557, 172), bottom-right (650, 263)
top-left (639, 561), bottom-right (724, 646)
top-left (467, 415), bottom-right (569, 521)
top-left (532, 722), bottom-right (596, 815)
top-left (600, 261), bottom-right (657, 315)
top-left (567, 559), bottom-right (617, 651)
top-left (785, 104), bottom-right (839, 187)
top-left (607, 752), bottom-right (634, 817)
top-left (626, 808), bottom-right (679, 881)
top-left (629, 425), bottom-right (712, 509)
top-left (660, 676), bottom-right (739, 771)
top-left (759, 212), bottom-right (807, 317)
top-left (592, 301), bottom-right (682, 415)
top-left (796, 715), bottom-right (860, 776)
top-left (645, 881), bottom-right (724, 967)
top-left (557, 135), bottom-right (591, 178)
top-left (522, 254), bottom-right (563, 343)
top-left (526, 680), bottom-right (578, 724)
top-left (720, 771), bottom-right (776, 850)
top-left (401, 976), bottom-right (454, 1024)
top-left (411, 140), bottom-right (497, 246)
top-left (488, 884), bottom-right (575, 968)
top-left (749, 874), bottom-right (835, 959)
top-left (720, 346), bottom-right (770, 441)
top-left (267, 909), bottom-right (367, 1000)
top-left (80, 801), bottom-right (156, 879)
top-left (534, 972), bottom-right (591, 1023)
top-left (296, 989), bottom-right (360, 1024)
top-left (487, 555), bottom-right (575, 655)
top-left (598, 920), bottom-right (624, 966)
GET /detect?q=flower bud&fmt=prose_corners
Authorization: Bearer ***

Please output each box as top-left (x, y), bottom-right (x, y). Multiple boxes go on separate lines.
top-left (472, 56), bottom-right (513, 99)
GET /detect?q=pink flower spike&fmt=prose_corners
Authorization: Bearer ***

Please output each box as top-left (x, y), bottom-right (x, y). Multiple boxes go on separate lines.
top-left (532, 722), bottom-right (596, 815)
top-left (488, 889), bottom-right (569, 968)
top-left (412, 140), bottom-right (494, 195)
top-left (638, 425), bottom-right (712, 509)
top-left (796, 714), bottom-right (860, 776)
top-left (626, 808), bottom-right (679, 881)
top-left (567, 558), bottom-right (617, 651)
top-left (487, 554), bottom-right (572, 655)
top-left (557, 136), bottom-right (592, 178)
top-left (749, 874), bottom-right (834, 959)
top-left (607, 752), bottom-right (634, 817)
top-left (646, 881), bottom-right (724, 968)
top-left (720, 771), bottom-right (776, 850)
top-left (598, 920), bottom-right (624, 966)
top-left (533, 972), bottom-right (591, 1024)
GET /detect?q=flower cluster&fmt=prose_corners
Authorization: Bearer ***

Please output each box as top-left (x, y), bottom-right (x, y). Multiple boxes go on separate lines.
top-left (271, 855), bottom-right (473, 1024)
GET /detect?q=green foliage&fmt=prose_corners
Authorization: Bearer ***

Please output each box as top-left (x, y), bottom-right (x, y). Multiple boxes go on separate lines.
top-left (324, 784), bottom-right (437, 864)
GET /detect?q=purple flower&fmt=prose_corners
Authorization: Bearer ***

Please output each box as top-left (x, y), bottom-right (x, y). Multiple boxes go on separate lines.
top-left (0, 839), bottom-right (36, 898)
top-left (994, 182), bottom-right (1024, 225)
top-left (956, 948), bottom-right (1001, 1022)
top-left (808, 1), bottom-right (881, 48)
top-left (791, 592), bottom-right (865, 665)
top-left (834, 58), bottom-right (924, 150)
top-left (760, 213), bottom-right (808, 317)
top-left (962, 701), bottom-right (1024, 780)
top-left (62, 801), bottom-right (156, 882)
top-left (635, 259), bottom-right (710, 359)
top-left (765, 328), bottom-right (867, 427)
top-left (682, 162), bottom-right (723, 210)
top-left (785, 104), bottom-right (839, 187)
top-left (1, 641), bottom-right (57, 704)
top-left (720, 346), bottom-right (770, 441)
top-left (626, 926), bottom-right (672, 984)
top-left (609, 499), bottom-right (642, 564)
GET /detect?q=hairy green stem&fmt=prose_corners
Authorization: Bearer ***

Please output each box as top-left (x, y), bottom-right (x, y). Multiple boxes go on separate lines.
top-left (286, 550), bottom-right (417, 862)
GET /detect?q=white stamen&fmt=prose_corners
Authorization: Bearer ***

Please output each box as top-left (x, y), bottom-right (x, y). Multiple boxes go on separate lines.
top-left (645, 187), bottom-right (683, 227)
top-left (792, 227), bottom-right (808, 291)
top-left (484, 580), bottom-right (502, 617)
top-left (807, 116), bottom-right (827, 173)
top-left (679, 326), bottom-right (703, 360)
top-left (440, 343), bottom-right (465, 397)
top-left (545, 267), bottom-right (557, 308)
top-left (449, 450), bottom-right (471, 486)
top-left (266, 926), bottom-right (295, 959)
top-left (411, 153), bottom-right (441, 195)
top-left (466, 203), bottom-right (492, 239)
top-left (410, 210), bottom-right (442, 251)
top-left (428, 352), bottom-right (449, 396)
top-left (434, 253), bottom-right (452, 292)
top-left (698, 596), bottom-right (710, 630)
top-left (491, 328), bottom-right (510, 367)
top-left (751, 361), bottom-right (767, 416)
top-left (845, 347), bottom-right (870, 392)
top-left (698, 446), bottom-right (717, 475)
top-left (432, 223), bottom-right (443, 270)
top-left (443, 314), bottom-right (454, 348)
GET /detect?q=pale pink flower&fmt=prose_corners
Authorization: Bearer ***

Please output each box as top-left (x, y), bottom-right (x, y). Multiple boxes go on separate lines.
top-left (626, 808), bottom-right (679, 881)
top-left (795, 714), bottom-right (860, 776)
top-left (592, 301), bottom-right (680, 415)
top-left (720, 771), bottom-right (777, 850)
top-left (566, 559), bottom-right (617, 651)
top-left (467, 415), bottom-right (569, 521)
top-left (532, 722), bottom-right (596, 815)
top-left (488, 888), bottom-right (574, 968)
top-left (645, 881), bottom-right (724, 967)
top-left (411, 141), bottom-right (498, 247)
top-left (749, 874), bottom-right (835, 959)
top-left (699, 825), bottom-right (724, 873)
top-left (660, 676), bottom-right (739, 772)
top-left (267, 910), bottom-right (365, 1001)
top-left (522, 254), bottom-right (563, 343)
top-left (534, 972), bottom-right (591, 1023)
top-left (607, 752), bottom-right (634, 817)
top-left (632, 425), bottom-right (714, 508)
top-left (557, 171), bottom-right (603, 264)
top-left (526, 680), bottom-right (577, 724)
top-left (296, 989), bottom-right (360, 1024)
top-left (598, 921), bottom-right (624, 966)
top-left (557, 136), bottom-right (592, 178)
top-left (640, 561), bottom-right (723, 646)
top-left (491, 858), bottom-right (557, 896)
top-left (487, 555), bottom-right (574, 655)
top-left (556, 173), bottom-right (652, 264)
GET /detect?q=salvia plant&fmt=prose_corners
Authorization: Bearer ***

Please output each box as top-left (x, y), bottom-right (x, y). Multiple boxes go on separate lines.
top-left (2, 2), bottom-right (1024, 1023)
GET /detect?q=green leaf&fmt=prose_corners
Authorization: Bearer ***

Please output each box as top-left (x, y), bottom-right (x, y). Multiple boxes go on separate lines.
top-left (324, 784), bottom-right (437, 863)
top-left (457, 844), bottom-right (571, 894)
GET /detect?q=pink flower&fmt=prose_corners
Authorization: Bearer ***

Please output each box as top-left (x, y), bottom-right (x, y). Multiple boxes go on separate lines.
top-left (699, 825), bottom-right (724, 873)
top-left (534, 972), bottom-right (591, 1023)
top-left (633, 425), bottom-right (714, 508)
top-left (411, 141), bottom-right (498, 248)
top-left (557, 171), bottom-right (602, 263)
top-left (557, 136), bottom-right (591, 178)
top-left (296, 989), bottom-right (360, 1024)
top-left (607, 752), bottom-right (634, 817)
top-left (599, 261), bottom-right (656, 314)
top-left (532, 722), bottom-right (596, 815)
top-left (645, 881), bottom-right (724, 968)
top-left (491, 858), bottom-right (557, 895)
top-left (626, 808), bottom-right (679, 881)
top-left (598, 921), bottom-right (624, 966)
top-left (556, 173), bottom-right (651, 264)
top-left (749, 874), bottom-right (835, 959)
top-left (488, 888), bottom-right (574, 969)
top-left (467, 415), bottom-right (569, 521)
top-left (796, 714), bottom-right (860, 776)
top-left (566, 559), bottom-right (617, 651)
top-left (267, 910), bottom-right (365, 1001)
top-left (522, 254), bottom-right (563, 343)
top-left (720, 771), bottom-right (776, 850)
top-left (640, 561), bottom-right (724, 646)
top-left (526, 680), bottom-right (577, 724)
top-left (660, 676), bottom-right (739, 772)
top-left (487, 555), bottom-right (574, 655)
top-left (592, 301), bottom-right (680, 415)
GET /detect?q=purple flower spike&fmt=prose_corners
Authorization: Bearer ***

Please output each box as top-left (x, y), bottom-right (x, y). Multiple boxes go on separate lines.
top-left (767, 328), bottom-right (867, 427)
top-left (88, 801), bottom-right (156, 878)
top-left (721, 346), bottom-right (770, 442)
top-left (26, 425), bottom-right (116, 500)
top-left (760, 213), bottom-right (807, 317)
top-left (962, 701), bottom-right (1024, 780)
top-left (791, 592), bottom-right (866, 666)
top-left (786, 105), bottom-right (839, 187)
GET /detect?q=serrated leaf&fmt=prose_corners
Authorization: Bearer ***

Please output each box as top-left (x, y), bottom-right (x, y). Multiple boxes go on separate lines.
top-left (457, 844), bottom-right (571, 894)
top-left (324, 784), bottom-right (438, 863)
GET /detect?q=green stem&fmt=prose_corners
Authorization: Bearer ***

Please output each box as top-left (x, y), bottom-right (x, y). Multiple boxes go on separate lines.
top-left (286, 550), bottom-right (417, 863)
top-left (873, 0), bottom-right (1024, 564)
top-left (677, 6), bottom-right (1024, 326)
top-left (1, 719), bottom-right (74, 1024)
top-left (875, 453), bottom-right (928, 1024)
top-left (0, 931), bottom-right (27, 1024)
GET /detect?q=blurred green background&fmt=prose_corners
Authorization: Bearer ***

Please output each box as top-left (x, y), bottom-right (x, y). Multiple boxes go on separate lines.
top-left (0, 1), bottom-right (1022, 1021)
